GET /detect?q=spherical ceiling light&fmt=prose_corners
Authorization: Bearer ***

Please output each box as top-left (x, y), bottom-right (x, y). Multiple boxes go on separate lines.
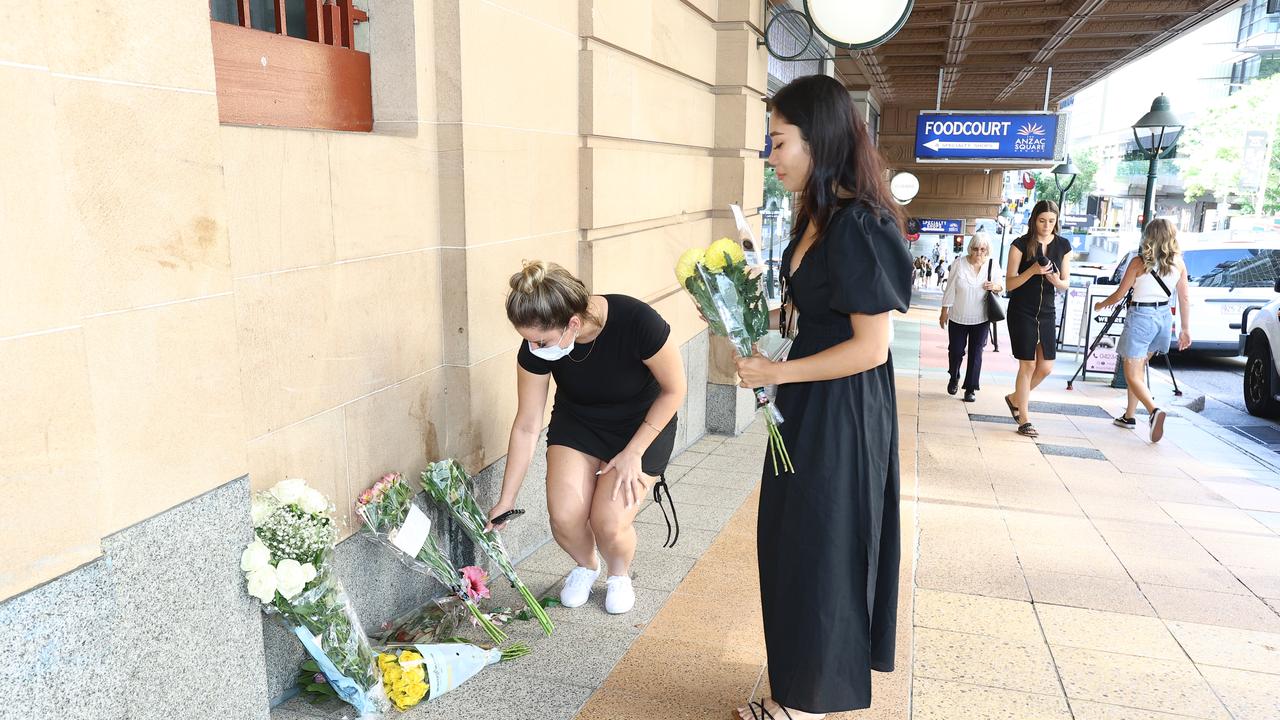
top-left (803, 0), bottom-right (915, 51)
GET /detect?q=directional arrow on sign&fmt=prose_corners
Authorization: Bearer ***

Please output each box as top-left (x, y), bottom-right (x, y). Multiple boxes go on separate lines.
top-left (923, 139), bottom-right (1001, 151)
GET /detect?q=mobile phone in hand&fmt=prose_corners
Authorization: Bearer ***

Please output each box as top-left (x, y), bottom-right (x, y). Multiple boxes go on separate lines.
top-left (490, 509), bottom-right (525, 526)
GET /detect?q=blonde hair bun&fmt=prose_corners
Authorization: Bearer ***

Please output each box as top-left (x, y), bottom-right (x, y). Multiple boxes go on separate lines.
top-left (505, 260), bottom-right (590, 329)
top-left (511, 260), bottom-right (549, 295)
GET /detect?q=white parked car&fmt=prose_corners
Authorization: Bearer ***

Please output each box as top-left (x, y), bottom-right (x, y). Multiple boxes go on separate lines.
top-left (1102, 238), bottom-right (1280, 355)
top-left (1240, 279), bottom-right (1280, 418)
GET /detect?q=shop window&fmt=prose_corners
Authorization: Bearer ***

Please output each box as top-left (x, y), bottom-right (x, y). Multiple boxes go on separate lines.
top-left (209, 0), bottom-right (373, 132)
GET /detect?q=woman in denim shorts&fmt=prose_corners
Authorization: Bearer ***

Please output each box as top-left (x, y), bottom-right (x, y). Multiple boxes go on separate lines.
top-left (1093, 219), bottom-right (1192, 443)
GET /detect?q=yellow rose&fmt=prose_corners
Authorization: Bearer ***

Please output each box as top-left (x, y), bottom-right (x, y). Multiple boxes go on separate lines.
top-left (674, 247), bottom-right (705, 285)
top-left (404, 665), bottom-right (426, 683)
top-left (703, 238), bottom-right (745, 273)
top-left (383, 665), bottom-right (403, 684)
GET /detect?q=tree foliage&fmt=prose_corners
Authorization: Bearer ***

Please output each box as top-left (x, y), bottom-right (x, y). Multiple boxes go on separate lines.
top-left (1033, 146), bottom-right (1099, 210)
top-left (1180, 74), bottom-right (1280, 214)
top-left (763, 166), bottom-right (788, 208)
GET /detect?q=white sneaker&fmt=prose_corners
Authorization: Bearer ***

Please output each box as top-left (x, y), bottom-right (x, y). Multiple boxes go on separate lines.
top-left (604, 575), bottom-right (635, 614)
top-left (559, 565), bottom-right (599, 608)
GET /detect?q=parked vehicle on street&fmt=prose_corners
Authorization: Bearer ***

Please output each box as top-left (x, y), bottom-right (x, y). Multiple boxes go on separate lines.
top-left (1100, 237), bottom-right (1280, 355)
top-left (1239, 279), bottom-right (1280, 418)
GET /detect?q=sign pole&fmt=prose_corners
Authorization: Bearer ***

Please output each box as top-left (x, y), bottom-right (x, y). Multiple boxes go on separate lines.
top-left (1257, 130), bottom-right (1274, 214)
top-left (1043, 67), bottom-right (1052, 113)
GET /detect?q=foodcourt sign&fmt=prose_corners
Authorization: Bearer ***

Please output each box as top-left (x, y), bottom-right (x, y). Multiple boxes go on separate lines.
top-left (915, 112), bottom-right (1064, 162)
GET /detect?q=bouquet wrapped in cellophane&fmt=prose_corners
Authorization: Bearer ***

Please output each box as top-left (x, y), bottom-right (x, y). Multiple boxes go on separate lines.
top-left (676, 238), bottom-right (794, 473)
top-left (242, 479), bottom-right (388, 716)
top-left (421, 460), bottom-right (554, 636)
top-left (355, 472), bottom-right (508, 645)
top-left (376, 641), bottom-right (530, 711)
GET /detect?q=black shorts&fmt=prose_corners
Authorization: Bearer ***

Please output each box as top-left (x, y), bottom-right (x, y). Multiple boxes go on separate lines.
top-left (546, 411), bottom-right (677, 477)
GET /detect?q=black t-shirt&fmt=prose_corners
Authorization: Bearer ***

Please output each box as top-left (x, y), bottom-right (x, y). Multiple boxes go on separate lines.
top-left (1009, 234), bottom-right (1071, 313)
top-left (517, 294), bottom-right (671, 427)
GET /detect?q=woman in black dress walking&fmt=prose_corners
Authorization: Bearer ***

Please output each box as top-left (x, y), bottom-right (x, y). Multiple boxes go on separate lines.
top-left (1002, 201), bottom-right (1072, 438)
top-left (732, 75), bottom-right (913, 720)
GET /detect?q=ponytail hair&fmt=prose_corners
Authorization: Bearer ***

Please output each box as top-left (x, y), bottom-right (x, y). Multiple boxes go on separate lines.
top-left (505, 260), bottom-right (591, 329)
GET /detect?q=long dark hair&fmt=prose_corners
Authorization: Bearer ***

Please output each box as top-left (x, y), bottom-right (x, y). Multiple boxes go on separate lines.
top-left (1026, 200), bottom-right (1060, 238)
top-left (767, 75), bottom-right (904, 245)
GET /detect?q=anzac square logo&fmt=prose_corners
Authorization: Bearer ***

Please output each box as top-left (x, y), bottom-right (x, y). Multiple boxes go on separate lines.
top-left (1015, 122), bottom-right (1048, 153)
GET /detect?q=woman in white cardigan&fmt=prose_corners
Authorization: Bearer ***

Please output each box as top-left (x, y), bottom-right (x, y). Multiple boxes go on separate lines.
top-left (939, 233), bottom-right (1003, 402)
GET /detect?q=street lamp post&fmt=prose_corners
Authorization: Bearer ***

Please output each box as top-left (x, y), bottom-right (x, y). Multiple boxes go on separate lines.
top-left (763, 208), bottom-right (778, 299)
top-left (1110, 94), bottom-right (1183, 389)
top-left (1051, 155), bottom-right (1079, 218)
top-left (996, 205), bottom-right (1013, 267)
top-left (1132, 94), bottom-right (1183, 231)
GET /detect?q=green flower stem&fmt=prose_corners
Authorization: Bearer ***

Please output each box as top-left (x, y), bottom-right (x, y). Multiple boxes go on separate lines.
top-left (464, 598), bottom-right (507, 644)
top-left (516, 582), bottom-right (554, 636)
top-left (500, 642), bottom-right (532, 662)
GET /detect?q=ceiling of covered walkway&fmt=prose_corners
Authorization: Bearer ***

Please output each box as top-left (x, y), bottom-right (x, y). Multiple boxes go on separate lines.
top-left (834, 0), bottom-right (1242, 109)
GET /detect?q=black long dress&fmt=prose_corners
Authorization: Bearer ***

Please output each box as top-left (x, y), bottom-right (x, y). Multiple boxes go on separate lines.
top-left (1006, 234), bottom-right (1071, 361)
top-left (759, 202), bottom-right (913, 713)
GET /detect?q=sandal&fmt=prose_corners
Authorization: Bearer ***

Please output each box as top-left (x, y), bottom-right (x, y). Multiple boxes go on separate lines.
top-left (744, 702), bottom-right (794, 720)
top-left (1017, 422), bottom-right (1038, 438)
top-left (1004, 394), bottom-right (1022, 423)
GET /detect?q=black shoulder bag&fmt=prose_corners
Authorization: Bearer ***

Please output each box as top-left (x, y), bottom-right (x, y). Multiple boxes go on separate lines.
top-left (983, 258), bottom-right (1006, 323)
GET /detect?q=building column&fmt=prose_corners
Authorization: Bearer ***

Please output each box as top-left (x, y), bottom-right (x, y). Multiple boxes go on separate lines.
top-left (707, 3), bottom-right (769, 434)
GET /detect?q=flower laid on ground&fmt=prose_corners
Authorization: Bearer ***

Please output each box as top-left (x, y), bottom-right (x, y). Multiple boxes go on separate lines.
top-left (244, 478), bottom-right (388, 716)
top-left (460, 565), bottom-right (490, 601)
top-left (377, 642), bottom-right (532, 709)
top-left (378, 650), bottom-right (429, 710)
top-left (355, 472), bottom-right (507, 644)
top-left (421, 460), bottom-right (555, 636)
top-left (675, 238), bottom-right (794, 473)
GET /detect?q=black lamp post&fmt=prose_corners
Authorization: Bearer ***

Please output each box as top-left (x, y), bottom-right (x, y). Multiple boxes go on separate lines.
top-left (996, 205), bottom-right (1013, 266)
top-left (1131, 94), bottom-right (1183, 230)
top-left (1051, 155), bottom-right (1079, 218)
top-left (1110, 95), bottom-right (1182, 389)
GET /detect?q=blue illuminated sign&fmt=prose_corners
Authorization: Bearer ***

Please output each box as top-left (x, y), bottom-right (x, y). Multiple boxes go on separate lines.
top-left (915, 112), bottom-right (1061, 161)
top-left (918, 218), bottom-right (963, 234)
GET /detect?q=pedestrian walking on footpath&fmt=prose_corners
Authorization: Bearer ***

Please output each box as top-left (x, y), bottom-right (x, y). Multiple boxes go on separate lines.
top-left (730, 74), bottom-right (911, 720)
top-left (940, 233), bottom-right (1004, 402)
top-left (1092, 219), bottom-right (1192, 443)
top-left (1003, 200), bottom-right (1072, 438)
top-left (934, 257), bottom-right (947, 288)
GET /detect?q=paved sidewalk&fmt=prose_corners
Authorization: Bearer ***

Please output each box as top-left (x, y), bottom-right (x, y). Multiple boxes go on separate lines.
top-left (274, 301), bottom-right (1280, 720)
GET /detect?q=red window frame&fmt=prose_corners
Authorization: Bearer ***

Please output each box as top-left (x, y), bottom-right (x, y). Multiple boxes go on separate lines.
top-left (210, 0), bottom-right (373, 132)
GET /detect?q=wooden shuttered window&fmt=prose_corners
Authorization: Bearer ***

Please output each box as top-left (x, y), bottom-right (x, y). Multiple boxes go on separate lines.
top-left (210, 0), bottom-right (373, 132)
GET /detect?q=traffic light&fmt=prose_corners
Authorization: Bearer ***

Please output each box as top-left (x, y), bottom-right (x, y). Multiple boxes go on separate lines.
top-left (907, 218), bottom-right (921, 234)
top-left (953, 235), bottom-right (963, 253)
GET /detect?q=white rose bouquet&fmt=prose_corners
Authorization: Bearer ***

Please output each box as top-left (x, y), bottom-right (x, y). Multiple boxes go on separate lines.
top-left (242, 479), bottom-right (388, 716)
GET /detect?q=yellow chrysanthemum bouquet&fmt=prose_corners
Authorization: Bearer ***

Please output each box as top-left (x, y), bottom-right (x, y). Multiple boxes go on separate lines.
top-left (379, 650), bottom-right (429, 710)
top-left (376, 642), bottom-right (530, 711)
top-left (676, 238), bottom-right (793, 473)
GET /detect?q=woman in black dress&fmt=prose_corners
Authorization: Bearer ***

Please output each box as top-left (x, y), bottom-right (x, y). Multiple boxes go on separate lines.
top-left (1002, 201), bottom-right (1072, 438)
top-left (732, 75), bottom-right (913, 720)
top-left (488, 261), bottom-right (686, 615)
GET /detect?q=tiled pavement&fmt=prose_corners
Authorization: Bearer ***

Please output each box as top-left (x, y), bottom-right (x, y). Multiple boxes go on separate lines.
top-left (274, 298), bottom-right (1280, 720)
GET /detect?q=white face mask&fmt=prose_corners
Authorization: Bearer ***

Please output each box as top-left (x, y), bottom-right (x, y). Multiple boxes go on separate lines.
top-left (529, 326), bottom-right (576, 361)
